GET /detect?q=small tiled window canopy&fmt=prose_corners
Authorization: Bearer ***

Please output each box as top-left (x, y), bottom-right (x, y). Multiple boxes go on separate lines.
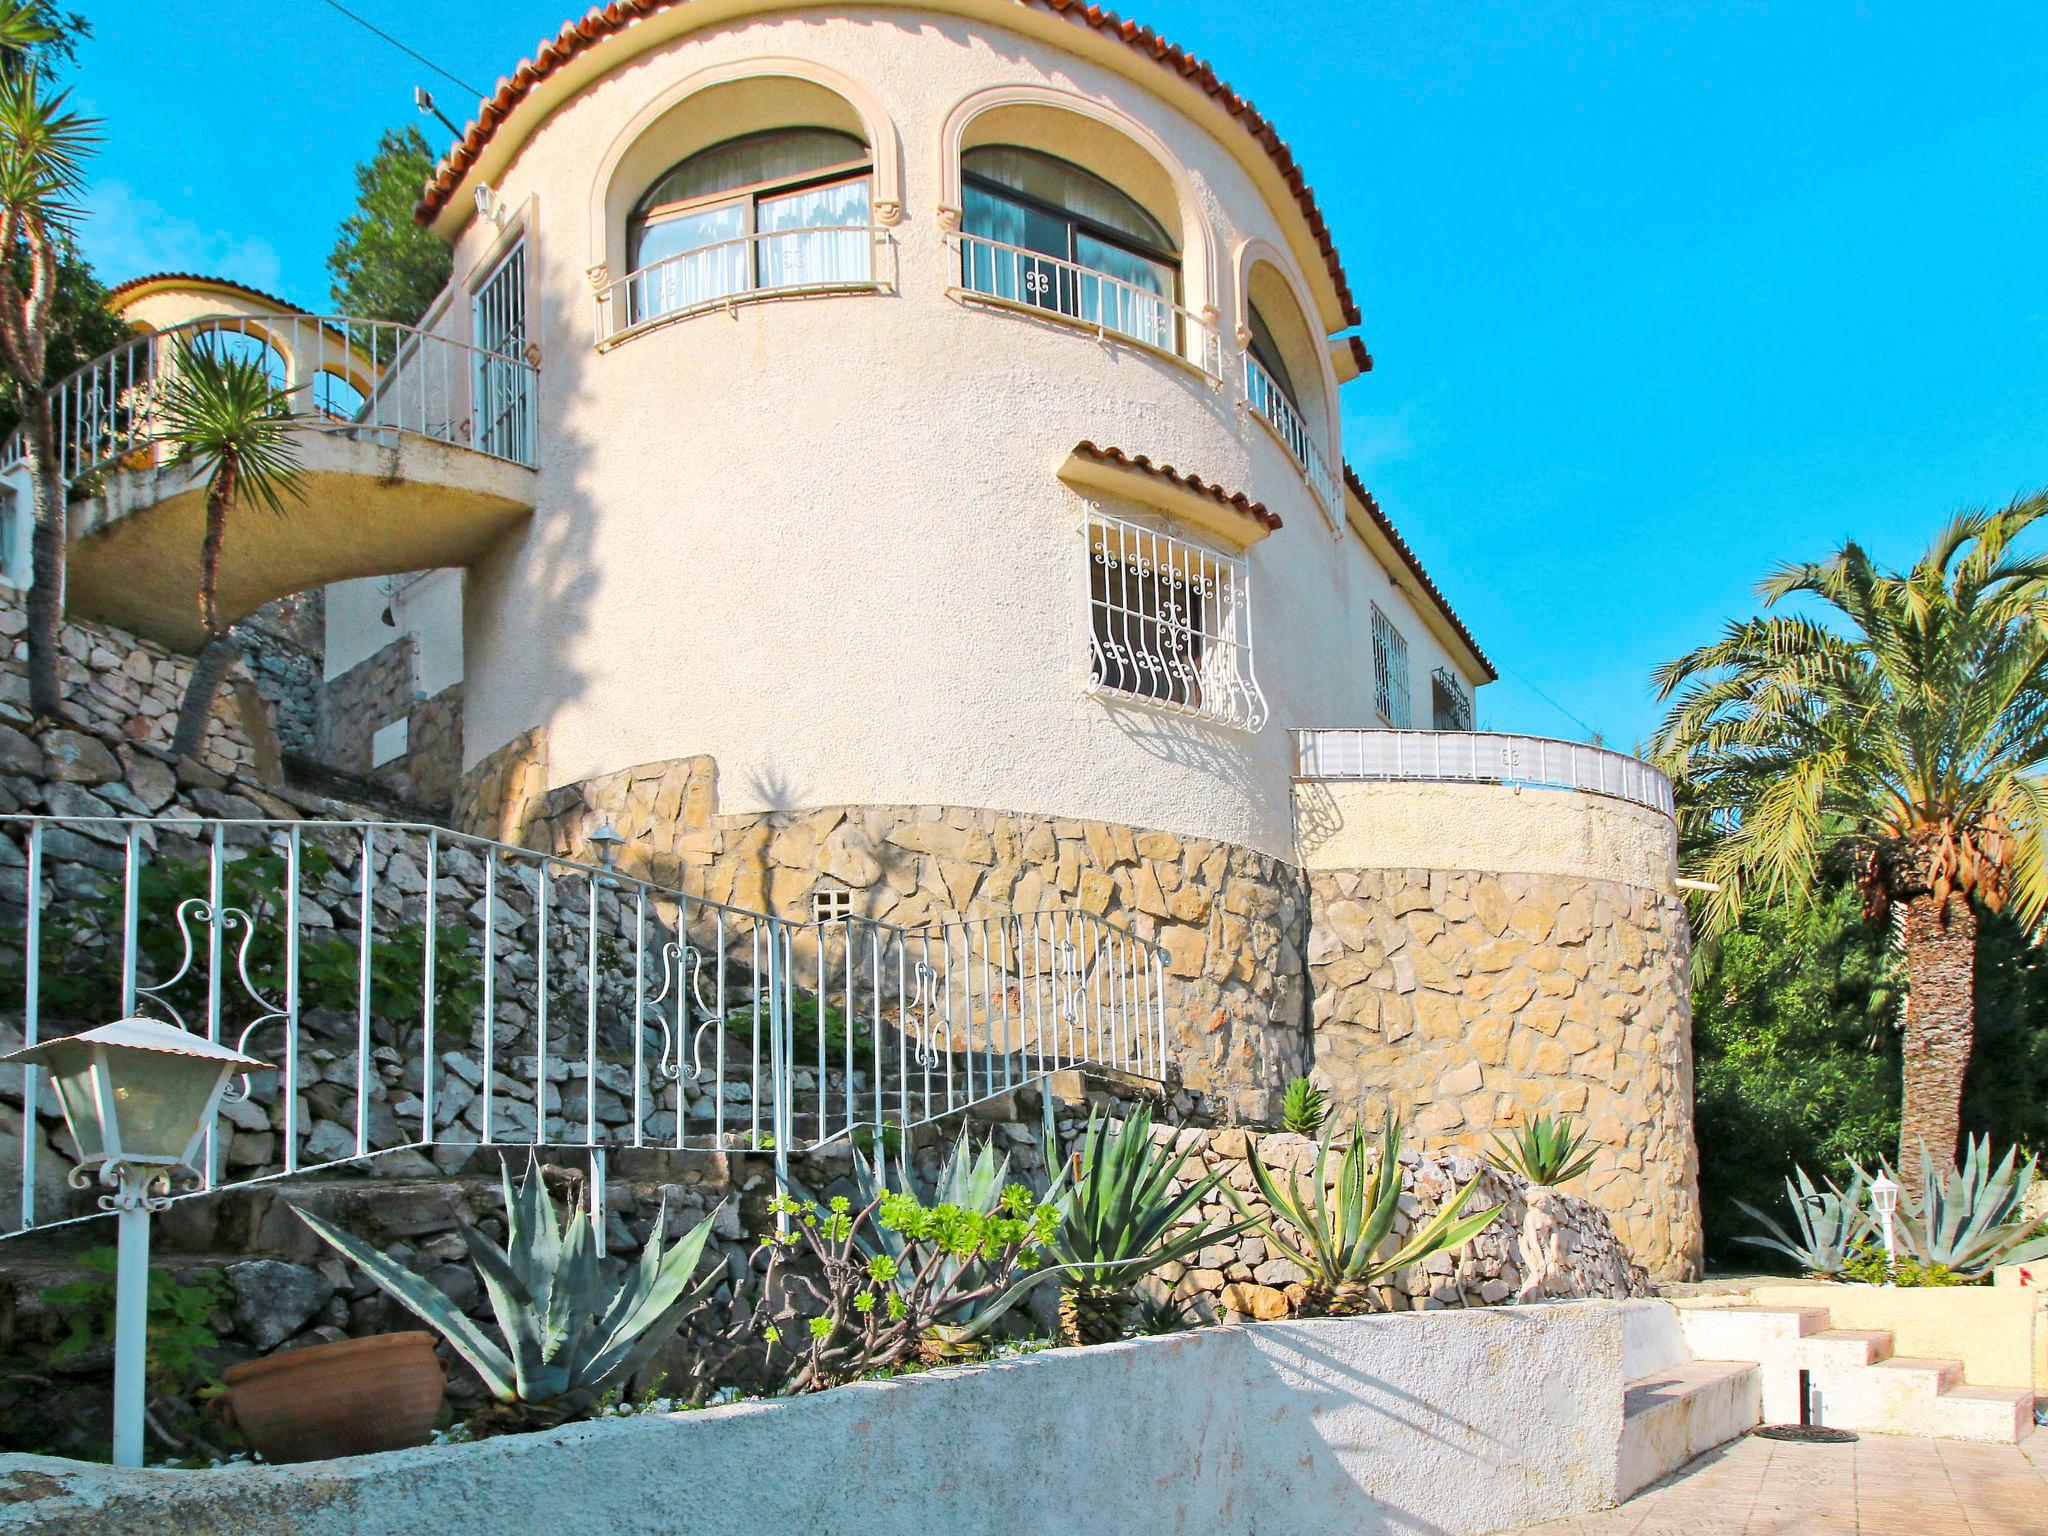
top-left (1086, 504), bottom-right (1267, 731)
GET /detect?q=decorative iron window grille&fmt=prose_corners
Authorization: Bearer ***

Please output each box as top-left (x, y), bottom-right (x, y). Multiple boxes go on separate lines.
top-left (1371, 603), bottom-right (1411, 727)
top-left (1086, 507), bottom-right (1267, 731)
top-left (1431, 666), bottom-right (1473, 731)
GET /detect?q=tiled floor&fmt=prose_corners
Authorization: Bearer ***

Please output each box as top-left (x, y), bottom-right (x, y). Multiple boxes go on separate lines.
top-left (1502, 1431), bottom-right (2048, 1535)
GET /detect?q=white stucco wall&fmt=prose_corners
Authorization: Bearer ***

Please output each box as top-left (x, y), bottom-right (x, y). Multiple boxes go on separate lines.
top-left (428, 7), bottom-right (1482, 859)
top-left (1297, 780), bottom-right (1680, 892)
top-left (325, 570), bottom-right (465, 694)
top-left (0, 1305), bottom-right (1638, 1536)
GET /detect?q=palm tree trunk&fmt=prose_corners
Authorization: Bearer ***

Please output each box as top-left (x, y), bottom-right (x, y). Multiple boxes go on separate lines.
top-left (21, 392), bottom-right (68, 720)
top-left (1896, 891), bottom-right (1976, 1182)
top-left (168, 635), bottom-right (239, 762)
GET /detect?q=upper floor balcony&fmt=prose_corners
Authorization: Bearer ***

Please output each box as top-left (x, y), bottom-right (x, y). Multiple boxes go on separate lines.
top-left (0, 313), bottom-right (537, 648)
top-left (1292, 727), bottom-right (1674, 817)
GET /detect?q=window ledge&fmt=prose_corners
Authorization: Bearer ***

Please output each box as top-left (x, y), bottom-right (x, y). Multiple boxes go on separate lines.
top-left (944, 286), bottom-right (1223, 388)
top-left (595, 280), bottom-right (890, 352)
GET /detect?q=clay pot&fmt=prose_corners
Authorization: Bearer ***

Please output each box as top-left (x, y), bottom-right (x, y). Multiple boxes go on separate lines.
top-left (221, 1331), bottom-right (445, 1463)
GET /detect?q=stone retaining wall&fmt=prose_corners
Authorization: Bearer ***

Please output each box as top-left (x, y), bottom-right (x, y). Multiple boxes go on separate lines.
top-left (1306, 866), bottom-right (1701, 1280)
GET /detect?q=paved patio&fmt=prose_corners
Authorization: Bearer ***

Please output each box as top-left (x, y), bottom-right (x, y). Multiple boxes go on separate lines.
top-left (1501, 1430), bottom-right (2046, 1535)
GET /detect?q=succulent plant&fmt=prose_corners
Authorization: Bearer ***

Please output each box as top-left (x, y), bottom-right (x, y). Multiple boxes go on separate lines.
top-left (1867, 1136), bottom-right (2048, 1278)
top-left (1281, 1076), bottom-right (1330, 1136)
top-left (295, 1154), bottom-right (722, 1428)
top-left (1230, 1115), bottom-right (1500, 1316)
top-left (1042, 1105), bottom-right (1235, 1345)
top-left (1735, 1166), bottom-right (1872, 1276)
top-left (1489, 1113), bottom-right (1598, 1188)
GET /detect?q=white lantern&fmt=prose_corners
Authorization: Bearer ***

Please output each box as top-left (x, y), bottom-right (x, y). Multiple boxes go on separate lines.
top-left (1869, 1170), bottom-right (1901, 1280)
top-left (1, 1016), bottom-right (267, 1177)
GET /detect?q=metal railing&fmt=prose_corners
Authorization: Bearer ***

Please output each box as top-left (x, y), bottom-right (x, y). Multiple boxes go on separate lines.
top-left (1244, 354), bottom-right (1341, 518)
top-left (1291, 729), bottom-right (1675, 816)
top-left (0, 814), bottom-right (1164, 1236)
top-left (0, 314), bottom-right (540, 484)
top-left (954, 231), bottom-right (1225, 381)
top-left (593, 225), bottom-right (891, 345)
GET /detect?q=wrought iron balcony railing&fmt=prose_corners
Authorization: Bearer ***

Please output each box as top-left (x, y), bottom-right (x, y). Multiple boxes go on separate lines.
top-left (0, 314), bottom-right (539, 485)
top-left (953, 230), bottom-right (1226, 381)
top-left (1243, 353), bottom-right (1341, 520)
top-left (1291, 728), bottom-right (1675, 817)
top-left (592, 224), bottom-right (894, 346)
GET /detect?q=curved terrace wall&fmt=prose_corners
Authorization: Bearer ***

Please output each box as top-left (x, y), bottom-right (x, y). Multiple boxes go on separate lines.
top-left (1296, 778), bottom-right (1702, 1281)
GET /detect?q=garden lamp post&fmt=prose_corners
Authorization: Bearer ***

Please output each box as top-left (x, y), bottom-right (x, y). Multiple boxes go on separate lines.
top-left (587, 824), bottom-right (624, 872)
top-left (1870, 1170), bottom-right (1901, 1282)
top-left (0, 1018), bottom-right (267, 1468)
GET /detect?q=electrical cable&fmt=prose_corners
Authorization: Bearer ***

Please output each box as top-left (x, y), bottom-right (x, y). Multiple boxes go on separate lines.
top-left (310, 0), bottom-right (484, 102)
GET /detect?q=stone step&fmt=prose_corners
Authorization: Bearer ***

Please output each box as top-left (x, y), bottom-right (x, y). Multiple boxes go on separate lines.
top-left (1674, 1306), bottom-right (1831, 1360)
top-left (1934, 1386), bottom-right (2036, 1444)
top-left (1791, 1327), bottom-right (1895, 1370)
top-left (1618, 1358), bottom-right (1761, 1499)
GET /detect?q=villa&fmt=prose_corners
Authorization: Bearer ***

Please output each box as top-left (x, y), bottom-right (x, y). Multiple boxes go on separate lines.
top-left (2, 0), bottom-right (1697, 1285)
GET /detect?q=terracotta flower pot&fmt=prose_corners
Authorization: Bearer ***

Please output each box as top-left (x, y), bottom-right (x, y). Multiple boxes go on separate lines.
top-left (221, 1330), bottom-right (445, 1463)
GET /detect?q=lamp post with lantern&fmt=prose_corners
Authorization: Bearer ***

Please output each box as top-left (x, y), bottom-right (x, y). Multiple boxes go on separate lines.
top-left (0, 1018), bottom-right (267, 1467)
top-left (1869, 1170), bottom-right (1902, 1283)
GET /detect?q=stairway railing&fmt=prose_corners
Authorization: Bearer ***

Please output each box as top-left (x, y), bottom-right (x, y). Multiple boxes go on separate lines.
top-left (0, 813), bottom-right (1165, 1236)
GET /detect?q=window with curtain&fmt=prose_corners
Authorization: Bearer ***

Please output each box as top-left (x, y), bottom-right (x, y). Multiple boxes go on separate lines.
top-left (626, 128), bottom-right (873, 325)
top-left (960, 145), bottom-right (1179, 352)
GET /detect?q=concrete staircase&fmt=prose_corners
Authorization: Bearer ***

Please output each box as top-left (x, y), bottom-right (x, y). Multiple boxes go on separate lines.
top-left (1617, 1301), bottom-right (1762, 1497)
top-left (1675, 1305), bottom-right (2034, 1445)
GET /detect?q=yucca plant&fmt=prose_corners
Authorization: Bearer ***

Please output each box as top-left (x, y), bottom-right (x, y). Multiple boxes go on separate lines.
top-left (1131, 1278), bottom-right (1198, 1336)
top-left (1043, 1105), bottom-right (1233, 1345)
top-left (295, 1155), bottom-right (722, 1429)
top-left (1489, 1113), bottom-right (1597, 1188)
top-left (1864, 1136), bottom-right (2048, 1278)
top-left (1281, 1075), bottom-right (1330, 1136)
top-left (1231, 1116), bottom-right (1501, 1317)
top-left (1735, 1166), bottom-right (1873, 1277)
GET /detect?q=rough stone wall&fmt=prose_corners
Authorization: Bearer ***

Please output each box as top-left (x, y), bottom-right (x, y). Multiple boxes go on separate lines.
top-left (238, 594), bottom-right (322, 758)
top-left (0, 587), bottom-right (268, 780)
top-left (315, 634), bottom-right (463, 810)
top-left (1306, 867), bottom-right (1701, 1280)
top-left (457, 742), bottom-right (1308, 1122)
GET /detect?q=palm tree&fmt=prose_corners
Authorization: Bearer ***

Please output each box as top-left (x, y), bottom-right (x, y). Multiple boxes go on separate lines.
top-left (0, 1), bottom-right (97, 719)
top-left (1652, 495), bottom-right (2048, 1180)
top-left (155, 340), bottom-right (303, 761)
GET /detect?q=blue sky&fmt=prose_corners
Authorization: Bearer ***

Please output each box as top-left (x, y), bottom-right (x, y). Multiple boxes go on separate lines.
top-left (70, 2), bottom-right (2048, 748)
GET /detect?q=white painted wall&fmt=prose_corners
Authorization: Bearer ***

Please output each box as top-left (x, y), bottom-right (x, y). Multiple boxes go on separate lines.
top-left (431, 8), bottom-right (1484, 859)
top-left (2, 1306), bottom-right (1636, 1536)
top-left (324, 569), bottom-right (464, 694)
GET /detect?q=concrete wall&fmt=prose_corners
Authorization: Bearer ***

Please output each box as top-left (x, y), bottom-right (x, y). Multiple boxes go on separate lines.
top-left (1296, 780), bottom-right (1678, 892)
top-left (0, 1305), bottom-right (1637, 1536)
top-left (437, 6), bottom-right (1484, 861)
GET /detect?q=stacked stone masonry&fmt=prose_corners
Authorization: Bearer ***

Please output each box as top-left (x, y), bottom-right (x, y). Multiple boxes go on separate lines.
top-left (456, 737), bottom-right (1308, 1124)
top-left (315, 633), bottom-right (465, 812)
top-left (1306, 867), bottom-right (1701, 1280)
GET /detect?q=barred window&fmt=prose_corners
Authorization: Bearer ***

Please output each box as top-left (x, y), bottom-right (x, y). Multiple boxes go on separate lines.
top-left (1087, 508), bottom-right (1266, 731)
top-left (1371, 603), bottom-right (1411, 727)
top-left (1432, 667), bottom-right (1473, 731)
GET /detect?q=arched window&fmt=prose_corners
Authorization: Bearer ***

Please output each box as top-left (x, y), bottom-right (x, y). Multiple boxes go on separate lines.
top-left (313, 369), bottom-right (366, 422)
top-left (960, 145), bottom-right (1180, 352)
top-left (1244, 301), bottom-right (1300, 415)
top-left (187, 326), bottom-right (287, 390)
top-left (626, 128), bottom-right (872, 324)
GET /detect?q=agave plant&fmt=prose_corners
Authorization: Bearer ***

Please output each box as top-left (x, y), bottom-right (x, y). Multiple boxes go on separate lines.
top-left (1489, 1113), bottom-right (1597, 1188)
top-left (296, 1155), bottom-right (722, 1428)
top-left (1230, 1116), bottom-right (1501, 1316)
top-left (850, 1127), bottom-right (1057, 1353)
top-left (1281, 1075), bottom-right (1330, 1136)
top-left (1867, 1136), bottom-right (2048, 1278)
top-left (1043, 1104), bottom-right (1234, 1345)
top-left (1734, 1166), bottom-right (1872, 1276)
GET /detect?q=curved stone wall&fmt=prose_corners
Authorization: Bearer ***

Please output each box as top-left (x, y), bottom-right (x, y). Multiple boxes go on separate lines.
top-left (1296, 779), bottom-right (1701, 1281)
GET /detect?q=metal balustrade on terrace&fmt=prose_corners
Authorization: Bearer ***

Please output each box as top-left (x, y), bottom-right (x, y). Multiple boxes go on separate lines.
top-left (0, 813), bottom-right (1166, 1239)
top-left (0, 315), bottom-right (538, 650)
top-left (1291, 728), bottom-right (1676, 817)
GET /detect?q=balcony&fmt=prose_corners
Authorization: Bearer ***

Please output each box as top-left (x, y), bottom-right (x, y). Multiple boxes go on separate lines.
top-left (1243, 354), bottom-right (1341, 523)
top-left (0, 314), bottom-right (537, 649)
top-left (592, 224), bottom-right (895, 347)
top-left (951, 230), bottom-right (1225, 380)
top-left (1292, 728), bottom-right (1674, 817)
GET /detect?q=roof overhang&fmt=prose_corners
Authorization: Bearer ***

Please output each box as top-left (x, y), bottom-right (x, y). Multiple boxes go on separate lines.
top-left (1341, 467), bottom-right (1495, 684)
top-left (415, 0), bottom-right (1360, 333)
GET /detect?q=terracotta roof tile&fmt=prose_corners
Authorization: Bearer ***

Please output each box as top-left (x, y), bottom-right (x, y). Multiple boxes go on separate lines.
top-left (411, 0), bottom-right (1361, 326)
top-left (1073, 440), bottom-right (1281, 531)
top-left (1342, 464), bottom-right (1494, 681)
top-left (105, 272), bottom-right (308, 316)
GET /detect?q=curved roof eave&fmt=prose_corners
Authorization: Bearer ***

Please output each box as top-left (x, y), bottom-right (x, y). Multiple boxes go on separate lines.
top-left (411, 0), bottom-right (1362, 331)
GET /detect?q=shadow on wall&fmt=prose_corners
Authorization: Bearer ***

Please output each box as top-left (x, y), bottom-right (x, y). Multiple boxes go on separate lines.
top-left (1092, 695), bottom-right (1270, 809)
